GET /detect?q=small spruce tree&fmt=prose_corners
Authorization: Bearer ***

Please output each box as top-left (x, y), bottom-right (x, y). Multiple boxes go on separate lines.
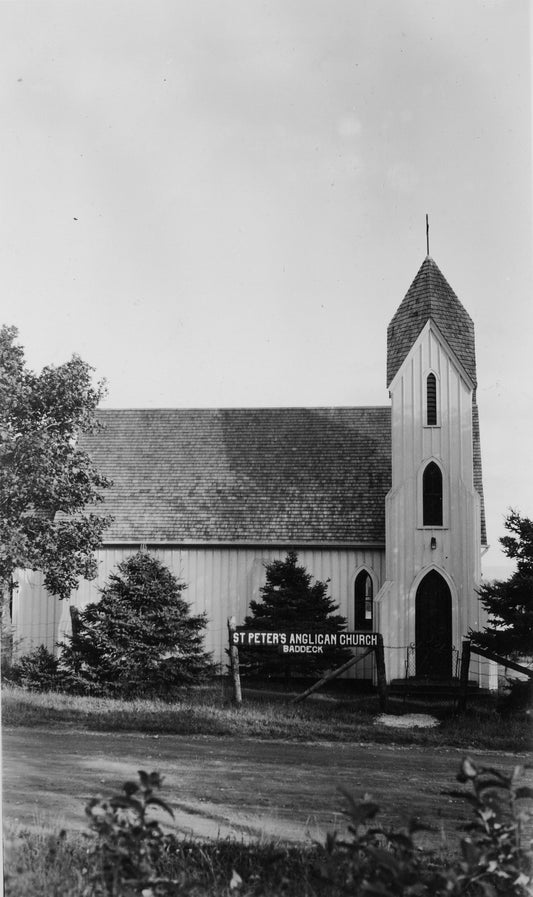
top-left (470, 510), bottom-right (533, 660)
top-left (59, 551), bottom-right (215, 698)
top-left (240, 551), bottom-right (352, 681)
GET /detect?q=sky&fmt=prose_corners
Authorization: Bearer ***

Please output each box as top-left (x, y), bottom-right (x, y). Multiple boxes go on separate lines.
top-left (1, 0), bottom-right (531, 578)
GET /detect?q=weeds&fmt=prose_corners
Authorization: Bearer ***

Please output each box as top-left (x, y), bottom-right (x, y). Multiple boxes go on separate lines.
top-left (83, 770), bottom-right (177, 896)
top-left (3, 828), bottom-right (86, 897)
top-left (318, 756), bottom-right (533, 896)
top-left (444, 757), bottom-right (533, 895)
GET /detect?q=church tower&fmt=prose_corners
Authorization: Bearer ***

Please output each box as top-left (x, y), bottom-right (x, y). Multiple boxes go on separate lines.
top-left (378, 256), bottom-right (487, 683)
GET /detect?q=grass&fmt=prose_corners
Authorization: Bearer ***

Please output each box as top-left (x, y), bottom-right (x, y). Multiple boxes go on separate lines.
top-left (2, 682), bottom-right (530, 752)
top-left (3, 829), bottom-right (332, 897)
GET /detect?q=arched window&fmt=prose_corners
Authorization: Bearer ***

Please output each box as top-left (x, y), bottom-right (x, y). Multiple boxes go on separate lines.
top-left (354, 571), bottom-right (373, 630)
top-left (423, 462), bottom-right (443, 526)
top-left (426, 373), bottom-right (437, 425)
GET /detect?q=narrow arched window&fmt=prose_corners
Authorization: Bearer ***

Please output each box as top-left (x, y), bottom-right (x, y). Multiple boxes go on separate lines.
top-left (423, 462), bottom-right (443, 526)
top-left (426, 373), bottom-right (437, 425)
top-left (354, 571), bottom-right (373, 630)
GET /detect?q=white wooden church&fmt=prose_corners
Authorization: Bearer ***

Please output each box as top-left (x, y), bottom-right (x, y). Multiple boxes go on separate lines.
top-left (13, 254), bottom-right (491, 685)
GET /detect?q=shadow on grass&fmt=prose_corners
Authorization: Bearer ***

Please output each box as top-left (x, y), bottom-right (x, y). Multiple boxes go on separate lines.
top-left (1, 682), bottom-right (530, 752)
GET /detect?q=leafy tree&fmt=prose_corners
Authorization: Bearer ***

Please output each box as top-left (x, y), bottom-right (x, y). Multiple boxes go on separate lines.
top-left (470, 510), bottom-right (533, 660)
top-left (240, 551), bottom-right (352, 680)
top-left (59, 551), bottom-right (216, 697)
top-left (0, 325), bottom-right (111, 600)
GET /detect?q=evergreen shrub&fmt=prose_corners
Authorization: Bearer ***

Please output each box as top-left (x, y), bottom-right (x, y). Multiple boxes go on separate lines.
top-left (240, 551), bottom-right (352, 681)
top-left (59, 551), bottom-right (216, 698)
top-left (7, 645), bottom-right (63, 692)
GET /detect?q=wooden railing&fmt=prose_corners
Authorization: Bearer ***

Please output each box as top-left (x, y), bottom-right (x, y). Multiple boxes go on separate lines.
top-left (292, 636), bottom-right (387, 712)
top-left (458, 639), bottom-right (533, 712)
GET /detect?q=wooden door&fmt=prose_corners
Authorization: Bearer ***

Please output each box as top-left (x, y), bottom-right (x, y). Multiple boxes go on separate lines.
top-left (415, 570), bottom-right (452, 679)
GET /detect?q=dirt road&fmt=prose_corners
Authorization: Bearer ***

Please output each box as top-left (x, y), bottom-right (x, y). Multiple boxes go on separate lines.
top-left (2, 728), bottom-right (529, 846)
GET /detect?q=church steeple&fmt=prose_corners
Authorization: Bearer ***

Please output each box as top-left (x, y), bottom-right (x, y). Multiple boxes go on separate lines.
top-left (387, 256), bottom-right (476, 388)
top-left (386, 255), bottom-right (486, 546)
top-left (380, 252), bottom-right (488, 681)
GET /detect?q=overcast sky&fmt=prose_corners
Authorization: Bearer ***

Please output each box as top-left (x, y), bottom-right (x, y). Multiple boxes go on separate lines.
top-left (2, 0), bottom-right (531, 577)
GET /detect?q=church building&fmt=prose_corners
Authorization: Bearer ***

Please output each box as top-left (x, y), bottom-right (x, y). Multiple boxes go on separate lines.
top-left (13, 254), bottom-right (490, 686)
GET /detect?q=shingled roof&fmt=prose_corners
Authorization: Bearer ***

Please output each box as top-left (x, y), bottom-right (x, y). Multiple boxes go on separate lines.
top-left (387, 256), bottom-right (476, 387)
top-left (81, 407), bottom-right (392, 544)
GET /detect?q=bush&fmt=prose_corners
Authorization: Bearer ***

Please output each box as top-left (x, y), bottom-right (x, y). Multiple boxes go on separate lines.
top-left (7, 645), bottom-right (64, 692)
top-left (59, 551), bottom-right (217, 698)
top-left (445, 757), bottom-right (533, 895)
top-left (318, 756), bottom-right (533, 896)
top-left (83, 770), bottom-right (178, 896)
top-left (498, 678), bottom-right (533, 716)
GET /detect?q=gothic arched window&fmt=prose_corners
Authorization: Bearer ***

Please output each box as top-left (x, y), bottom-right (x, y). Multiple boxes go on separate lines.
top-left (426, 373), bottom-right (437, 425)
top-left (354, 570), bottom-right (373, 630)
top-left (423, 461), bottom-right (443, 526)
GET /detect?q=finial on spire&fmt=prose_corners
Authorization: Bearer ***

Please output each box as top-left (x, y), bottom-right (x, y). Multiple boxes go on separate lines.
top-left (426, 214), bottom-right (430, 256)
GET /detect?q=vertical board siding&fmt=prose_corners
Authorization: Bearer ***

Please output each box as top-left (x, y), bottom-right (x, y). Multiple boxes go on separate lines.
top-left (18, 545), bottom-right (386, 678)
top-left (12, 570), bottom-right (62, 656)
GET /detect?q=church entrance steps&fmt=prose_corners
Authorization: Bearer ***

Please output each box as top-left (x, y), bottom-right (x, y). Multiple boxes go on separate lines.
top-left (389, 678), bottom-right (486, 699)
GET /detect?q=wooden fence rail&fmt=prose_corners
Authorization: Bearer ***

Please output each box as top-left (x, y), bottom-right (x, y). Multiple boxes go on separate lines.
top-left (458, 639), bottom-right (533, 712)
top-left (292, 634), bottom-right (388, 711)
top-left (292, 647), bottom-right (374, 704)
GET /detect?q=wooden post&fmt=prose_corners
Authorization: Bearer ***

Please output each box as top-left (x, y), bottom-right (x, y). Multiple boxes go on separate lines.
top-left (227, 617), bottom-right (242, 706)
top-left (375, 634), bottom-right (388, 712)
top-left (1, 576), bottom-right (15, 667)
top-left (458, 639), bottom-right (471, 713)
top-left (292, 647), bottom-right (374, 704)
top-left (69, 605), bottom-right (81, 639)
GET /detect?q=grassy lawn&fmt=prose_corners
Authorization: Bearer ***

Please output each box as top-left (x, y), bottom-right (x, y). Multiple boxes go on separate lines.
top-left (2, 682), bottom-right (530, 752)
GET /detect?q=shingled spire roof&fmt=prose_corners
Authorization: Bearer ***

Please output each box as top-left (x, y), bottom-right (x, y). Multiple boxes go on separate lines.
top-left (387, 256), bottom-right (476, 388)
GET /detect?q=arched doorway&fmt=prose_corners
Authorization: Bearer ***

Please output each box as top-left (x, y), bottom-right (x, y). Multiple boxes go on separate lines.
top-left (415, 570), bottom-right (452, 679)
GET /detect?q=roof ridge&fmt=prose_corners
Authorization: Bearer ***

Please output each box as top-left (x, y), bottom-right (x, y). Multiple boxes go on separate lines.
top-left (96, 405), bottom-right (391, 413)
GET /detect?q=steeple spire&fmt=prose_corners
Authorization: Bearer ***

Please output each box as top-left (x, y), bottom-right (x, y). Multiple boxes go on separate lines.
top-left (387, 256), bottom-right (476, 388)
top-left (426, 214), bottom-right (430, 256)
